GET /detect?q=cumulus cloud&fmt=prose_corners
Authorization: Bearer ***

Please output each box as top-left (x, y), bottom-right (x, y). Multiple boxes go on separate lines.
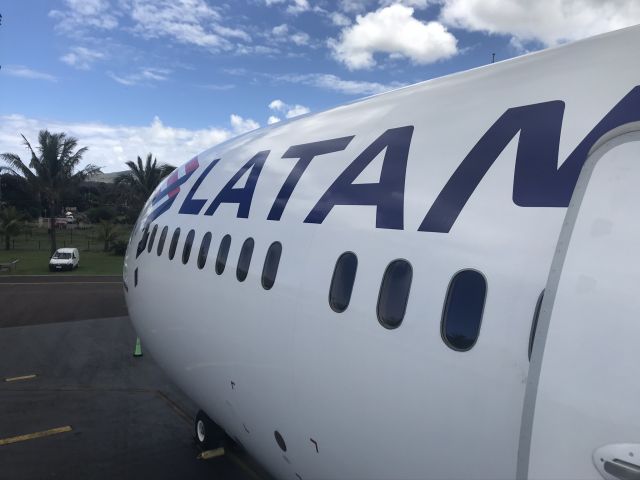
top-left (3, 65), bottom-right (57, 82)
top-left (329, 4), bottom-right (457, 70)
top-left (267, 115), bottom-right (281, 125)
top-left (268, 99), bottom-right (311, 118)
top-left (109, 68), bottom-right (170, 86)
top-left (439, 0), bottom-right (640, 47)
top-left (0, 114), bottom-right (259, 172)
top-left (230, 114), bottom-right (260, 133)
top-left (60, 46), bottom-right (105, 70)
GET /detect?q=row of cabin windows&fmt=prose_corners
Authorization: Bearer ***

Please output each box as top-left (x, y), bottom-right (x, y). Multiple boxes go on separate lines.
top-left (141, 224), bottom-right (281, 290)
top-left (139, 226), bottom-right (544, 356)
top-left (328, 253), bottom-right (545, 356)
top-left (329, 253), bottom-right (488, 352)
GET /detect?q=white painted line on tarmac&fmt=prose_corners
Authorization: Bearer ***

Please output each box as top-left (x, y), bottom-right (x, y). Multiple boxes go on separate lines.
top-left (4, 374), bottom-right (37, 382)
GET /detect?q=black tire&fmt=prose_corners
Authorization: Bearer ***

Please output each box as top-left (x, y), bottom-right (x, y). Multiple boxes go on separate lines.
top-left (194, 410), bottom-right (216, 450)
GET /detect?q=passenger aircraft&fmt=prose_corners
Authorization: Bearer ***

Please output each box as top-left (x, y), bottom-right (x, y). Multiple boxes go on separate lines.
top-left (124, 25), bottom-right (640, 480)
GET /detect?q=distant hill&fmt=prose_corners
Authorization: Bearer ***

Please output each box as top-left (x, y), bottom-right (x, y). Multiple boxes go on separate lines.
top-left (89, 171), bottom-right (126, 183)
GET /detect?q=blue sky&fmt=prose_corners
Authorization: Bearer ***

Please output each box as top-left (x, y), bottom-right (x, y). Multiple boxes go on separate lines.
top-left (1, 0), bottom-right (638, 171)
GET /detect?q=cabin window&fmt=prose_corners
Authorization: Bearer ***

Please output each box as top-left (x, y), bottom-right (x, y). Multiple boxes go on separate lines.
top-left (182, 229), bottom-right (195, 265)
top-left (529, 290), bottom-right (544, 360)
top-left (261, 241), bottom-right (282, 290)
top-left (236, 238), bottom-right (255, 282)
top-left (216, 234), bottom-right (231, 275)
top-left (329, 252), bottom-right (358, 313)
top-left (442, 269), bottom-right (487, 351)
top-left (136, 225), bottom-right (149, 257)
top-left (377, 260), bottom-right (412, 329)
top-left (168, 228), bottom-right (181, 260)
top-left (157, 226), bottom-right (168, 256)
top-left (147, 224), bottom-right (158, 253)
top-left (198, 232), bottom-right (212, 270)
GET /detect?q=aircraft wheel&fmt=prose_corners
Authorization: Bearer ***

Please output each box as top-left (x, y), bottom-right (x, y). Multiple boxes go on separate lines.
top-left (194, 410), bottom-right (215, 449)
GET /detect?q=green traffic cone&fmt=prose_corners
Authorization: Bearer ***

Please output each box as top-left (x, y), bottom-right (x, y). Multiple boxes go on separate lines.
top-left (133, 337), bottom-right (143, 357)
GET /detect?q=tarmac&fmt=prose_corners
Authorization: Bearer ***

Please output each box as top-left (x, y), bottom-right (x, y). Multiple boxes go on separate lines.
top-left (0, 275), bottom-right (265, 480)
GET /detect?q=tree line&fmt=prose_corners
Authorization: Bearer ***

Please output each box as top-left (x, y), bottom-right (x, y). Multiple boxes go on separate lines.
top-left (0, 129), bottom-right (175, 255)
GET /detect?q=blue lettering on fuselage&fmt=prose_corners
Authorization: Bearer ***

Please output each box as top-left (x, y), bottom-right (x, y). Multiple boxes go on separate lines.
top-left (177, 86), bottom-right (640, 233)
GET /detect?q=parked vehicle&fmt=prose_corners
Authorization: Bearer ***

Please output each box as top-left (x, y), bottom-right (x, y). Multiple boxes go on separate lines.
top-left (49, 248), bottom-right (79, 271)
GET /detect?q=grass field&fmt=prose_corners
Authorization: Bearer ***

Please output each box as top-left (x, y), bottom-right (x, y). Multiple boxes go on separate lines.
top-left (0, 250), bottom-right (125, 275)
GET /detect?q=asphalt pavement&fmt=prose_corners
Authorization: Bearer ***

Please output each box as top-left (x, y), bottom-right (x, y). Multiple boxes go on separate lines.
top-left (0, 275), bottom-right (266, 480)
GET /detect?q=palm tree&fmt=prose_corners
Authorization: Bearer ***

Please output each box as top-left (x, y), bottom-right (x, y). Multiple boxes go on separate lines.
top-left (1, 130), bottom-right (100, 254)
top-left (0, 206), bottom-right (23, 250)
top-left (115, 153), bottom-right (175, 212)
top-left (96, 219), bottom-right (119, 252)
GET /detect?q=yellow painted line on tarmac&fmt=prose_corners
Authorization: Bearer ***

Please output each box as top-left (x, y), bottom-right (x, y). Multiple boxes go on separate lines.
top-left (197, 447), bottom-right (225, 460)
top-left (0, 282), bottom-right (121, 286)
top-left (4, 374), bottom-right (37, 382)
top-left (0, 426), bottom-right (72, 446)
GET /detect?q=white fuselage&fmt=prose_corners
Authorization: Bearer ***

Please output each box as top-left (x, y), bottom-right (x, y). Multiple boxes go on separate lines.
top-left (124, 26), bottom-right (640, 480)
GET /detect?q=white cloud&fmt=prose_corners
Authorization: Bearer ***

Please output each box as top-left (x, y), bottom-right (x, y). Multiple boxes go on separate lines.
top-left (51, 0), bottom-right (252, 51)
top-left (268, 99), bottom-right (311, 118)
top-left (287, 0), bottom-right (311, 14)
top-left (329, 4), bottom-right (458, 70)
top-left (268, 99), bottom-right (286, 111)
top-left (224, 69), bottom-right (403, 95)
top-left (60, 46), bottom-right (105, 70)
top-left (267, 116), bottom-right (281, 125)
top-left (439, 0), bottom-right (640, 47)
top-left (109, 68), bottom-right (170, 86)
top-left (380, 0), bottom-right (431, 8)
top-left (330, 12), bottom-right (352, 26)
top-left (270, 23), bottom-right (311, 46)
top-left (291, 32), bottom-right (311, 45)
top-left (272, 23), bottom-right (289, 36)
top-left (2, 65), bottom-right (57, 82)
top-left (0, 114), bottom-right (253, 172)
top-left (230, 114), bottom-right (260, 133)
top-left (291, 73), bottom-right (403, 95)
top-left (338, 0), bottom-right (374, 13)
top-left (49, 0), bottom-right (118, 34)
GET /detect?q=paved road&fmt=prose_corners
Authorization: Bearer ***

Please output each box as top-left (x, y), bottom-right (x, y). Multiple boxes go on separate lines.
top-left (0, 275), bottom-right (127, 328)
top-left (0, 275), bottom-right (267, 480)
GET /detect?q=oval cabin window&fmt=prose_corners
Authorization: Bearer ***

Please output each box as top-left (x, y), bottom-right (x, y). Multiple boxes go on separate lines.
top-left (236, 238), bottom-right (255, 282)
top-left (198, 232), bottom-right (212, 270)
top-left (147, 224), bottom-right (158, 253)
top-left (168, 228), bottom-right (181, 260)
top-left (377, 260), bottom-right (412, 329)
top-left (441, 269), bottom-right (487, 351)
top-left (136, 225), bottom-right (149, 257)
top-left (157, 226), bottom-right (168, 256)
top-left (529, 290), bottom-right (544, 360)
top-left (261, 241), bottom-right (282, 290)
top-left (216, 234), bottom-right (231, 275)
top-left (182, 229), bottom-right (195, 265)
top-left (329, 252), bottom-right (358, 313)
